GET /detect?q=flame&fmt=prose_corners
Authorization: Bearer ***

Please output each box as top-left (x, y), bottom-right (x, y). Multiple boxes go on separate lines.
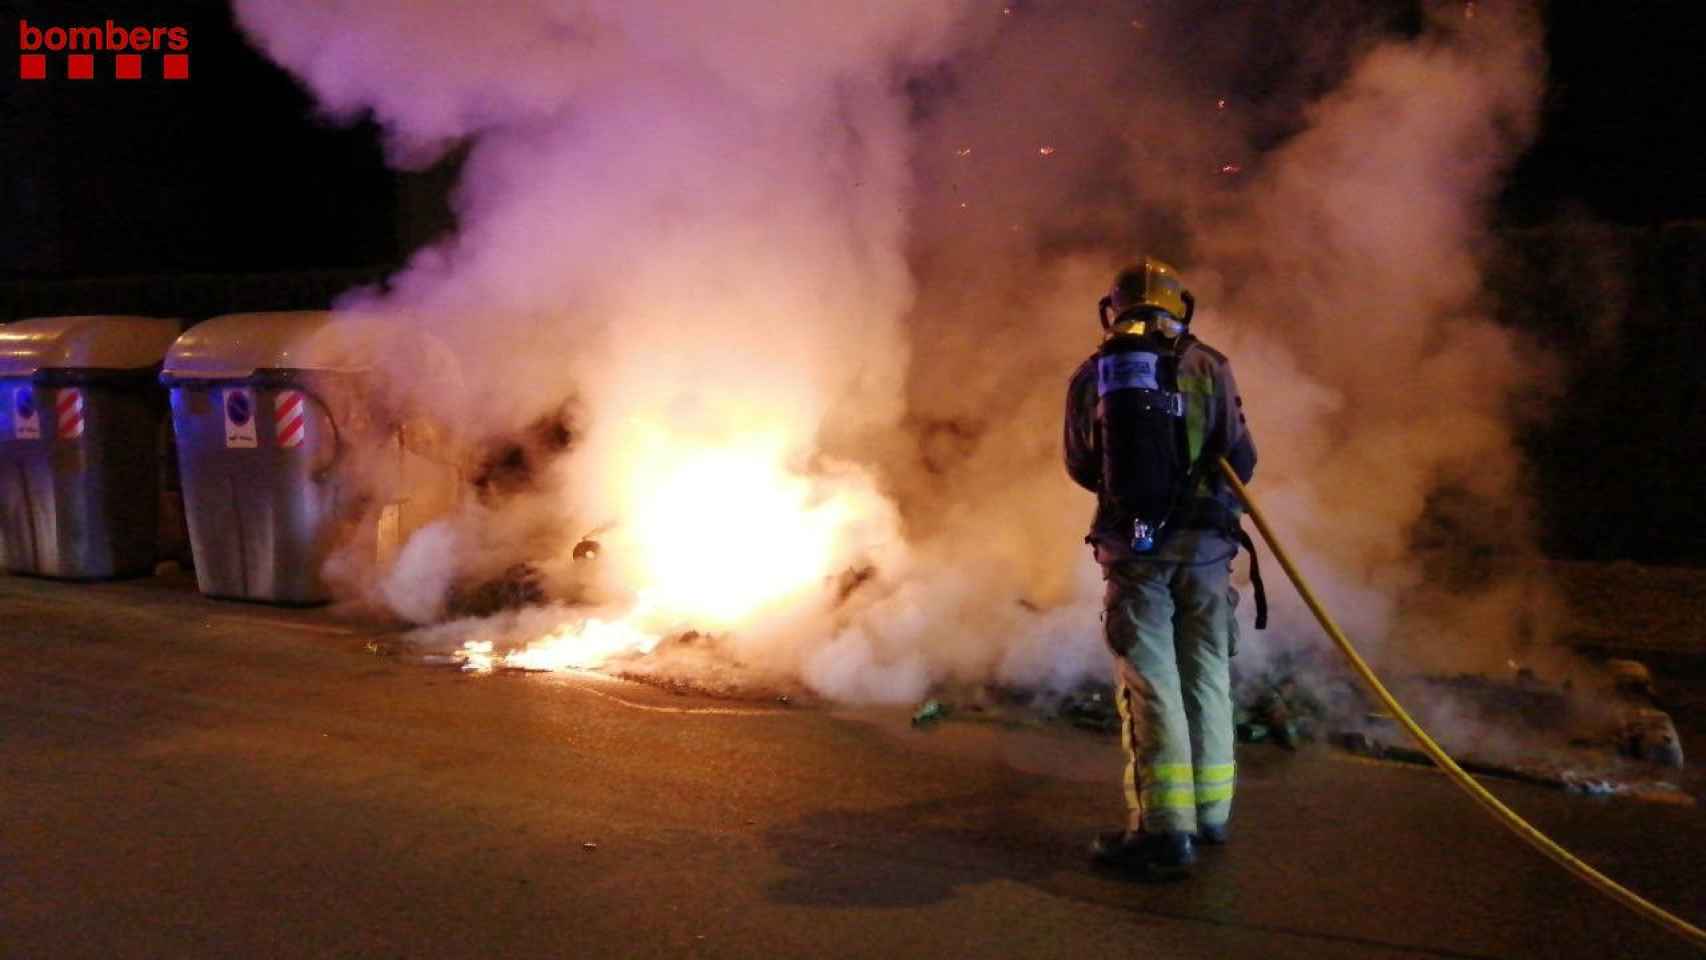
top-left (453, 422), bottom-right (890, 676)
top-left (507, 617), bottom-right (662, 670)
top-left (619, 439), bottom-right (848, 628)
top-left (461, 639), bottom-right (497, 672)
top-left (458, 617), bottom-right (662, 673)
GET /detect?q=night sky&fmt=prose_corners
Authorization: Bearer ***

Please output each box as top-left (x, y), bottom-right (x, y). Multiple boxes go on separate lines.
top-left (2, 1), bottom-right (1703, 278)
top-left (1501, 3), bottom-right (1706, 226)
top-left (3, 0), bottom-right (403, 276)
top-left (3, 0), bottom-right (1703, 562)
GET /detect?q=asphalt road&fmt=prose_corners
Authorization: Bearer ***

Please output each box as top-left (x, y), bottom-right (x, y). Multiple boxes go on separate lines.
top-left (4, 573), bottom-right (1704, 959)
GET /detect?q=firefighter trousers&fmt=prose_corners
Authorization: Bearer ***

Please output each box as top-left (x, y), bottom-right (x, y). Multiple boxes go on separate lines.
top-left (1104, 539), bottom-right (1239, 835)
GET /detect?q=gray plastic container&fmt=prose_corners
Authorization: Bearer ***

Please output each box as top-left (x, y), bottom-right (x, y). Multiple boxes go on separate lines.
top-left (162, 312), bottom-right (461, 606)
top-left (0, 315), bottom-right (181, 578)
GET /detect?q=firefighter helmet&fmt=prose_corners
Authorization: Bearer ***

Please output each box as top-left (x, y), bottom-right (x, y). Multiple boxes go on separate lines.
top-left (1100, 257), bottom-right (1194, 334)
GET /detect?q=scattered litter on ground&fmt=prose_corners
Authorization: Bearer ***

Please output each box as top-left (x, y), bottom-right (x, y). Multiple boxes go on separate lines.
top-left (1606, 659), bottom-right (1655, 700)
top-left (1058, 687), bottom-right (1120, 734)
top-left (892, 648), bottom-right (1691, 804)
top-left (1618, 707), bottom-right (1685, 767)
top-left (911, 699), bottom-right (949, 728)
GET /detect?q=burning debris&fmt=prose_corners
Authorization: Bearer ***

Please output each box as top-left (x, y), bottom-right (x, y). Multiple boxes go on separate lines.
top-left (447, 615), bottom-right (661, 675)
top-left (418, 612), bottom-right (810, 702)
top-left (446, 563), bottom-right (549, 618)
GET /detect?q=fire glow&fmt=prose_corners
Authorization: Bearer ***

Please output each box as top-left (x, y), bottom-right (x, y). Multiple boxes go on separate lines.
top-left (460, 616), bottom-right (662, 673)
top-left (617, 436), bottom-right (852, 627)
top-left (460, 431), bottom-right (879, 674)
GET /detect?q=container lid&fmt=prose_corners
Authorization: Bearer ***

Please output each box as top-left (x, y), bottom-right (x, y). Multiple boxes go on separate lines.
top-left (162, 311), bottom-right (388, 379)
top-left (0, 315), bottom-right (182, 377)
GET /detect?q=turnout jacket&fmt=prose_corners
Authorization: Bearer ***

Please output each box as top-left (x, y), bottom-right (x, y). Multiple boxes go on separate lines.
top-left (1064, 335), bottom-right (1257, 564)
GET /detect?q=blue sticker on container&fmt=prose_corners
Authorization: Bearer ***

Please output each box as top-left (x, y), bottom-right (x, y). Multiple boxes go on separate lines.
top-left (223, 386), bottom-right (258, 448)
top-left (12, 385), bottom-right (41, 440)
top-left (225, 390), bottom-right (252, 426)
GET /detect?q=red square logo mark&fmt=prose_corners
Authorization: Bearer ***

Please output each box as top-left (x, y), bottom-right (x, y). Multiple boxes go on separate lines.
top-left (19, 54), bottom-right (46, 80)
top-left (116, 54), bottom-right (142, 80)
top-left (163, 54), bottom-right (189, 80)
top-left (68, 54), bottom-right (94, 80)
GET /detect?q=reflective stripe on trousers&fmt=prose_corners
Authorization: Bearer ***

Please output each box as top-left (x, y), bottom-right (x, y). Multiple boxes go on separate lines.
top-left (1106, 541), bottom-right (1238, 834)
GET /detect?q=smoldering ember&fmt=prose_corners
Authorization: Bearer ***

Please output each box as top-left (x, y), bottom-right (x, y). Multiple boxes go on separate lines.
top-left (4, 2), bottom-right (1705, 958)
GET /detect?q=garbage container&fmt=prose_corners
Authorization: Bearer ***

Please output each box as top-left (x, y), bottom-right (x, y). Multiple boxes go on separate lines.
top-left (0, 315), bottom-right (181, 578)
top-left (162, 311), bottom-right (462, 606)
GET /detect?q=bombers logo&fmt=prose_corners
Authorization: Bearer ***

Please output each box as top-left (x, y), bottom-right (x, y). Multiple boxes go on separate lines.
top-left (18, 19), bottom-right (190, 80)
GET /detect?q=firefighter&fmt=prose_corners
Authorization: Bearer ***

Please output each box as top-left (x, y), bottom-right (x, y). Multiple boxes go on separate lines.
top-left (1064, 257), bottom-right (1258, 878)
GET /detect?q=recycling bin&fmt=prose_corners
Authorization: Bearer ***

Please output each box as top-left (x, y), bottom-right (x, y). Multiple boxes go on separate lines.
top-left (0, 315), bottom-right (182, 578)
top-left (162, 311), bottom-right (462, 606)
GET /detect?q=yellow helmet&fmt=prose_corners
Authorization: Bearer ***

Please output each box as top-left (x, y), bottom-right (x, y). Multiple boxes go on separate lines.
top-left (1101, 256), bottom-right (1194, 334)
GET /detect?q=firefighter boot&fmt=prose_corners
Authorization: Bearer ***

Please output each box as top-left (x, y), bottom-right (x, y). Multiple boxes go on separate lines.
top-left (1090, 830), bottom-right (1196, 879)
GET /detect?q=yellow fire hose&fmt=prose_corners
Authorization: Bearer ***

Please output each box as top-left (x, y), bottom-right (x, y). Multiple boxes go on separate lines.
top-left (1216, 458), bottom-right (1706, 949)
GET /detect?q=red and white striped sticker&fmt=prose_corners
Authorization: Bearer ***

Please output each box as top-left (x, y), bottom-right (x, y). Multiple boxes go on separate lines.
top-left (274, 390), bottom-right (307, 448)
top-left (56, 388), bottom-right (85, 440)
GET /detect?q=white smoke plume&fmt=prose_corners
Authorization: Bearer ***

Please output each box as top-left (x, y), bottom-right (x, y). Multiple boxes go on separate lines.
top-left (1198, 2), bottom-right (1556, 680)
top-left (235, 1), bottom-right (1555, 704)
top-left (894, 0), bottom-right (1555, 691)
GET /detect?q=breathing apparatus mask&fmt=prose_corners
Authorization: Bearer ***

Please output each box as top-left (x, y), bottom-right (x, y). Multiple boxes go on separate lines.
top-left (1097, 295), bottom-right (1194, 339)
